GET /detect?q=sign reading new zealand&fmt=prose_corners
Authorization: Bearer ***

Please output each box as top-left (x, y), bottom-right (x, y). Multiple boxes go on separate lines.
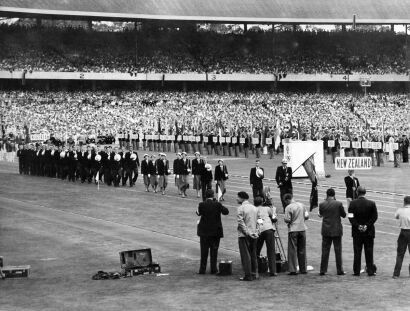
top-left (335, 157), bottom-right (372, 170)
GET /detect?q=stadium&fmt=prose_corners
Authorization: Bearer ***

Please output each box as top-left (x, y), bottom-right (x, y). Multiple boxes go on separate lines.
top-left (1, 1), bottom-right (410, 310)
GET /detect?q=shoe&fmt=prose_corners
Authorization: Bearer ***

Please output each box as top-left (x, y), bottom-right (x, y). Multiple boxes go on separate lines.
top-left (197, 271), bottom-right (205, 275)
top-left (368, 273), bottom-right (376, 277)
top-left (162, 191), bottom-right (165, 195)
top-left (210, 271), bottom-right (218, 275)
top-left (288, 272), bottom-right (297, 275)
top-left (319, 272), bottom-right (326, 276)
top-left (239, 276), bottom-right (253, 281)
top-left (269, 273), bottom-right (278, 277)
top-left (300, 272), bottom-right (307, 274)
top-left (337, 271), bottom-right (346, 275)
top-left (352, 273), bottom-right (360, 276)
top-left (392, 275), bottom-right (399, 279)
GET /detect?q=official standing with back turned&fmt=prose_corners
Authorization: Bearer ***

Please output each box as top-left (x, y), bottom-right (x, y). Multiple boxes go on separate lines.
top-left (392, 196), bottom-right (410, 278)
top-left (348, 186), bottom-right (378, 276)
top-left (196, 189), bottom-right (229, 274)
top-left (319, 188), bottom-right (346, 276)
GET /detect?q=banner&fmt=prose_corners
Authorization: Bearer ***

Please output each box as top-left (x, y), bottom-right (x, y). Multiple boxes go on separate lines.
top-left (31, 133), bottom-right (50, 141)
top-left (335, 157), bottom-right (372, 170)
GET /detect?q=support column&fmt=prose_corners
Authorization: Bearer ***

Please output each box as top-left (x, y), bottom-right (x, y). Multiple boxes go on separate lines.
top-left (391, 24), bottom-right (395, 32)
top-left (342, 24), bottom-right (346, 32)
top-left (87, 20), bottom-right (92, 31)
top-left (182, 81), bottom-right (187, 92)
top-left (92, 80), bottom-right (96, 91)
top-left (36, 18), bottom-right (42, 27)
top-left (45, 80), bottom-right (50, 91)
top-left (316, 82), bottom-right (321, 93)
top-left (244, 23), bottom-right (248, 32)
top-left (292, 24), bottom-right (297, 32)
top-left (227, 82), bottom-right (232, 92)
top-left (135, 26), bottom-right (138, 66)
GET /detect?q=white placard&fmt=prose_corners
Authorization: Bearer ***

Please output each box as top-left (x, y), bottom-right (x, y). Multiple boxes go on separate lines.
top-left (252, 138), bottom-right (259, 144)
top-left (240, 138), bottom-right (245, 144)
top-left (362, 142), bottom-right (371, 149)
top-left (372, 142), bottom-right (382, 149)
top-left (266, 138), bottom-right (272, 145)
top-left (327, 140), bottom-right (335, 147)
top-left (212, 137), bottom-right (218, 143)
top-left (203, 137), bottom-right (208, 143)
top-left (177, 135), bottom-right (182, 141)
top-left (393, 143), bottom-right (399, 150)
top-left (225, 137), bottom-right (231, 143)
top-left (31, 133), bottom-right (50, 141)
top-left (232, 137), bottom-right (237, 144)
top-left (340, 141), bottom-right (350, 148)
top-left (195, 136), bottom-right (201, 142)
top-left (335, 157), bottom-right (372, 170)
top-left (352, 141), bottom-right (361, 149)
top-left (220, 137), bottom-right (226, 143)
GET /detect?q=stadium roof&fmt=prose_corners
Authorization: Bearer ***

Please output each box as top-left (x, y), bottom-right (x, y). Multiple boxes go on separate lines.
top-left (1, 0), bottom-right (410, 24)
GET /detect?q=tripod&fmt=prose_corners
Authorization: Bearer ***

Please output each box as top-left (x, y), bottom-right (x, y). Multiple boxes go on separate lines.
top-left (274, 222), bottom-right (288, 272)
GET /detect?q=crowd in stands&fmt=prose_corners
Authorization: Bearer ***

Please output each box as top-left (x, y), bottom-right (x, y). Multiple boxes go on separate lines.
top-left (1, 90), bottom-right (409, 148)
top-left (0, 25), bottom-right (408, 74)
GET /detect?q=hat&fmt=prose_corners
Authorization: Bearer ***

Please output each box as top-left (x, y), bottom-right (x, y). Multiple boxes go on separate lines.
top-left (182, 151), bottom-right (187, 155)
top-left (194, 151), bottom-right (200, 155)
top-left (95, 154), bottom-right (102, 162)
top-left (177, 152), bottom-right (182, 156)
top-left (218, 159), bottom-right (224, 163)
top-left (143, 154), bottom-right (149, 158)
top-left (162, 153), bottom-right (167, 157)
top-left (281, 158), bottom-right (288, 164)
top-left (205, 163), bottom-right (212, 171)
top-left (256, 168), bottom-right (264, 178)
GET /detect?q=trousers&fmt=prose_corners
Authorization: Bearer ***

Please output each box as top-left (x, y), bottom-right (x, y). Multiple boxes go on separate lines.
top-left (288, 231), bottom-right (307, 273)
top-left (238, 236), bottom-right (258, 279)
top-left (393, 229), bottom-right (410, 277)
top-left (320, 236), bottom-right (343, 274)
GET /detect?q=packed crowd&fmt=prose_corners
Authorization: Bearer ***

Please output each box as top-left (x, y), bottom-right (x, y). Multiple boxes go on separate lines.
top-left (1, 91), bottom-right (409, 147)
top-left (1, 25), bottom-right (408, 74)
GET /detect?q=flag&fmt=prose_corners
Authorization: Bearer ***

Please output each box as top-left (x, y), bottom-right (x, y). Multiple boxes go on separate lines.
top-left (216, 184), bottom-right (222, 202)
top-left (96, 171), bottom-right (100, 191)
top-left (274, 120), bottom-right (281, 150)
top-left (302, 153), bottom-right (317, 184)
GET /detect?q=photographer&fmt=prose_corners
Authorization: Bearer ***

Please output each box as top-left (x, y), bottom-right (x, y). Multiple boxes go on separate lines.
top-left (255, 196), bottom-right (278, 277)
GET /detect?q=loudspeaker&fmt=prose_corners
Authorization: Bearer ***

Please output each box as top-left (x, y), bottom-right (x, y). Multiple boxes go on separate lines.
top-left (120, 249), bottom-right (153, 270)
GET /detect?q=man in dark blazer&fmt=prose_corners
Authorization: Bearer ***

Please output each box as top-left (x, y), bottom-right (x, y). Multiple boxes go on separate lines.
top-left (275, 158), bottom-right (293, 211)
top-left (344, 169), bottom-right (360, 208)
top-left (196, 189), bottom-right (229, 274)
top-left (249, 159), bottom-right (264, 199)
top-left (214, 159), bottom-right (228, 201)
top-left (348, 186), bottom-right (378, 276)
top-left (319, 188), bottom-right (346, 276)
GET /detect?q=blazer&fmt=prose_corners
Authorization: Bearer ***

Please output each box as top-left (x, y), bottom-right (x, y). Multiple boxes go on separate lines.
top-left (214, 164), bottom-right (228, 181)
top-left (319, 198), bottom-right (346, 237)
top-left (275, 166), bottom-right (293, 189)
top-left (141, 159), bottom-right (150, 175)
top-left (250, 167), bottom-right (264, 189)
top-left (156, 159), bottom-right (170, 175)
top-left (192, 158), bottom-right (203, 175)
top-left (348, 197), bottom-right (378, 238)
top-left (344, 176), bottom-right (360, 199)
top-left (197, 199), bottom-right (229, 237)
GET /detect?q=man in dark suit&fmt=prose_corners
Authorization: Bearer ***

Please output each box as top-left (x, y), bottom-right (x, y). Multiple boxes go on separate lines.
top-left (156, 153), bottom-right (170, 195)
top-left (344, 169), bottom-right (360, 208)
top-left (319, 188), bottom-right (346, 276)
top-left (249, 159), bottom-right (264, 199)
top-left (141, 154), bottom-right (150, 192)
top-left (214, 159), bottom-right (228, 201)
top-left (275, 158), bottom-right (293, 211)
top-left (348, 186), bottom-right (378, 276)
top-left (196, 189), bottom-right (229, 274)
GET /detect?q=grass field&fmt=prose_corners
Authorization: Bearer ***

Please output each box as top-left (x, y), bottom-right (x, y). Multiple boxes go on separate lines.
top-left (0, 152), bottom-right (410, 311)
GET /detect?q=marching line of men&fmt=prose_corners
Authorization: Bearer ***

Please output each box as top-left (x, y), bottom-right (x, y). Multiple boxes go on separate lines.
top-left (16, 144), bottom-right (229, 201)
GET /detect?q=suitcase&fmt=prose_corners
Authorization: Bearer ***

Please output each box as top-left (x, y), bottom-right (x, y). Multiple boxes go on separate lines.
top-left (218, 260), bottom-right (232, 275)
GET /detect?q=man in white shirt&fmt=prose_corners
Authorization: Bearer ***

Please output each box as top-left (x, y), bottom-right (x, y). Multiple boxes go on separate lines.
top-left (237, 191), bottom-right (259, 281)
top-left (393, 196), bottom-right (410, 278)
top-left (284, 193), bottom-right (309, 275)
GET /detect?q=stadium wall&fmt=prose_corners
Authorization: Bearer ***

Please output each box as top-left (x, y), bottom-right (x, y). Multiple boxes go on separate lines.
top-left (0, 71), bottom-right (409, 82)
